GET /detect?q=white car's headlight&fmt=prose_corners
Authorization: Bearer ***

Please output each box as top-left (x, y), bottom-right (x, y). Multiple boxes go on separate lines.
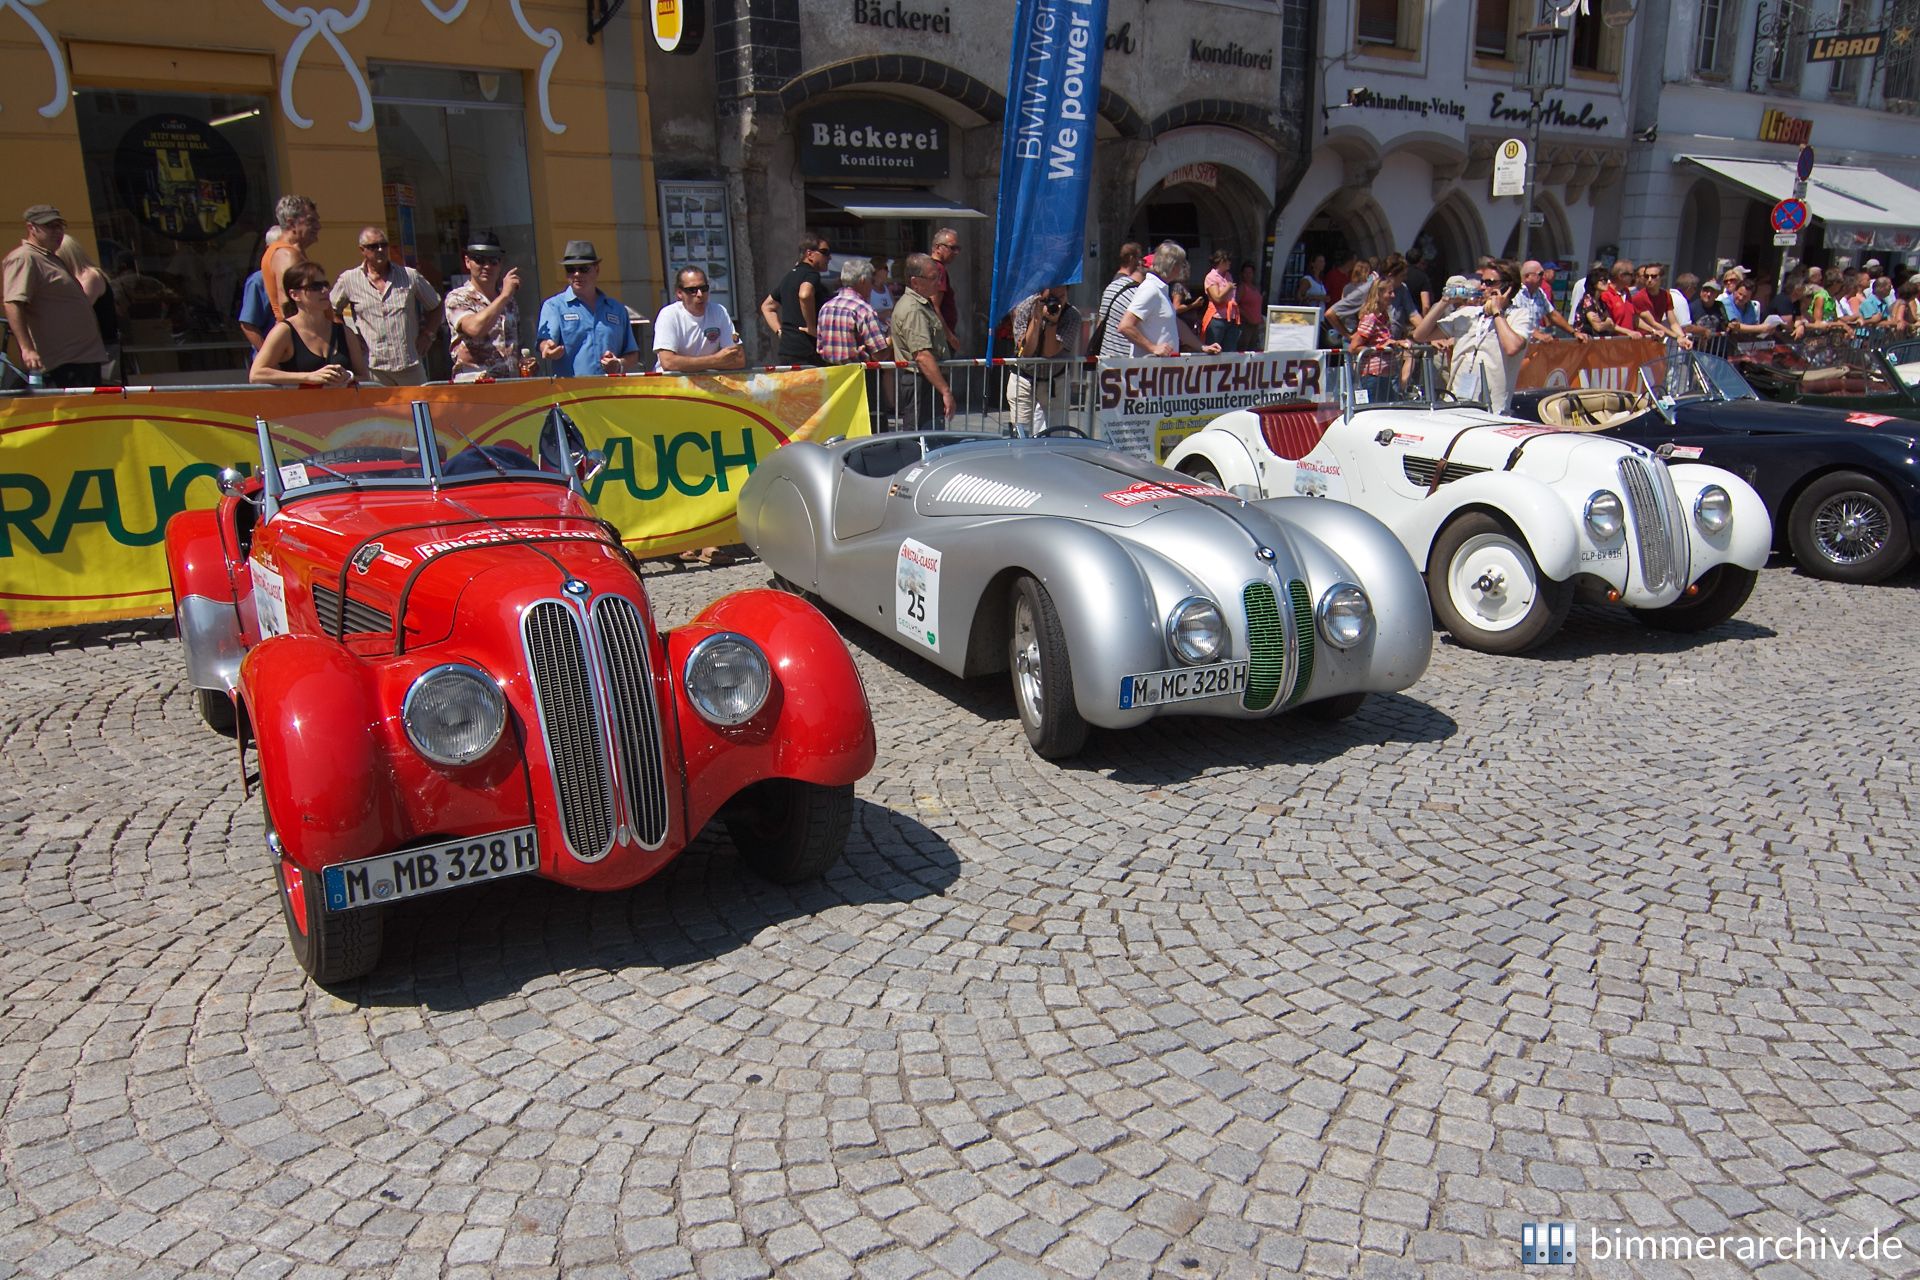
top-left (1694, 485), bottom-right (1733, 534)
top-left (404, 664), bottom-right (506, 766)
top-left (1316, 583), bottom-right (1372, 649)
top-left (1585, 490), bottom-right (1625, 540)
top-left (685, 633), bottom-right (772, 726)
top-left (1167, 597), bottom-right (1226, 664)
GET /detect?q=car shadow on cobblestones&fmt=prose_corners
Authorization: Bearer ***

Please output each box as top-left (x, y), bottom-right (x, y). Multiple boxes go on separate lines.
top-left (1066, 690), bottom-right (1458, 784)
top-left (1515, 605), bottom-right (1776, 662)
top-left (0, 615), bottom-right (172, 657)
top-left (355, 798), bottom-right (960, 1009)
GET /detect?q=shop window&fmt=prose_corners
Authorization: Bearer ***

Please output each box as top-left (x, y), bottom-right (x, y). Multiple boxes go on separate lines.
top-left (367, 63), bottom-right (540, 315)
top-left (1356, 0), bottom-right (1420, 51)
top-left (801, 197), bottom-right (926, 287)
top-left (73, 89), bottom-right (275, 381)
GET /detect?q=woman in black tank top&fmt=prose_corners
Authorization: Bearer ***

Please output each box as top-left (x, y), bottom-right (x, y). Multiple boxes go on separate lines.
top-left (249, 261), bottom-right (369, 387)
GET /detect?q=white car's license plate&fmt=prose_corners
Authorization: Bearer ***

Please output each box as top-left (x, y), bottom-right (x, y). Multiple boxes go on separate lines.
top-left (321, 826), bottom-right (539, 912)
top-left (1118, 662), bottom-right (1249, 709)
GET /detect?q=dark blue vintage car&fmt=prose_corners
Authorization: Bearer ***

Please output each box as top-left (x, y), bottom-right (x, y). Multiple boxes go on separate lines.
top-left (1514, 351), bottom-right (1920, 583)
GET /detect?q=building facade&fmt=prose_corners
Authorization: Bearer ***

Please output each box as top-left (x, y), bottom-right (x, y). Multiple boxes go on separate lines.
top-left (1278, 0), bottom-right (1640, 292)
top-left (0, 0), bottom-right (659, 381)
top-left (646, 0), bottom-right (1314, 357)
top-left (1621, 0), bottom-right (1920, 276)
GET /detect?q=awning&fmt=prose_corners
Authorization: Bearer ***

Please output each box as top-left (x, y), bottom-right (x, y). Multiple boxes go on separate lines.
top-left (810, 187), bottom-right (989, 220)
top-left (1677, 155), bottom-right (1920, 230)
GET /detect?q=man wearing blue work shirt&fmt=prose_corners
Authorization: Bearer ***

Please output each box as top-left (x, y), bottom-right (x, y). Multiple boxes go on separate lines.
top-left (536, 240), bottom-right (639, 376)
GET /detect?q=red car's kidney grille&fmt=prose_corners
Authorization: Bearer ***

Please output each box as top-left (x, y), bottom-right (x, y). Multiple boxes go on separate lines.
top-left (592, 596), bottom-right (670, 849)
top-left (522, 601), bottom-right (616, 861)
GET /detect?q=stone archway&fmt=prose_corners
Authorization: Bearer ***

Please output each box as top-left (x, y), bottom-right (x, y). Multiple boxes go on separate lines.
top-left (1676, 179), bottom-right (1722, 279)
top-left (1415, 193), bottom-right (1489, 284)
top-left (1500, 196), bottom-right (1573, 266)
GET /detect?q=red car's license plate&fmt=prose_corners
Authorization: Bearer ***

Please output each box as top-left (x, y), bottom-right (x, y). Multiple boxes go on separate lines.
top-left (321, 826), bottom-right (539, 912)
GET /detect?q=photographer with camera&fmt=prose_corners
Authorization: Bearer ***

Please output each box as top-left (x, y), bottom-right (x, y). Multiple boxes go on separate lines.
top-left (1007, 284), bottom-right (1083, 433)
top-left (1412, 260), bottom-right (1532, 413)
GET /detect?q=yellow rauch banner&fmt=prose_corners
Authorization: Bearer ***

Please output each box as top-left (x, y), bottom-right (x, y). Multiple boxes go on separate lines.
top-left (0, 369), bottom-right (869, 632)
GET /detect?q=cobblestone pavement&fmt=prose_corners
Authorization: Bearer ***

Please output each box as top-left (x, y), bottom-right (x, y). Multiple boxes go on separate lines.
top-left (2, 558), bottom-right (1917, 1280)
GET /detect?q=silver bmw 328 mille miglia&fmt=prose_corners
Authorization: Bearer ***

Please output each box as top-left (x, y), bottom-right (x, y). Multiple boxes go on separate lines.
top-left (737, 430), bottom-right (1432, 759)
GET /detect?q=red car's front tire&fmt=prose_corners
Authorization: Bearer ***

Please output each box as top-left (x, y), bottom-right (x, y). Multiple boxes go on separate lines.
top-left (270, 789), bottom-right (383, 985)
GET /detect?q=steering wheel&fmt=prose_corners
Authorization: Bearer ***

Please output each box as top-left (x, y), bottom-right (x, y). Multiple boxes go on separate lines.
top-left (1037, 425), bottom-right (1088, 439)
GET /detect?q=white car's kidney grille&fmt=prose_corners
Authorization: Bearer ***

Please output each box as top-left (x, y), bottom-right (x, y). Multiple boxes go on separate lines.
top-left (522, 601), bottom-right (616, 861)
top-left (1619, 456), bottom-right (1674, 591)
top-left (592, 596), bottom-right (670, 849)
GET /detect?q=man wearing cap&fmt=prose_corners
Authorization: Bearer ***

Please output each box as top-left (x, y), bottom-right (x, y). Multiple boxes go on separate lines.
top-left (331, 225), bottom-right (442, 386)
top-left (3, 205), bottom-right (107, 388)
top-left (443, 232), bottom-right (524, 381)
top-left (537, 240), bottom-right (639, 376)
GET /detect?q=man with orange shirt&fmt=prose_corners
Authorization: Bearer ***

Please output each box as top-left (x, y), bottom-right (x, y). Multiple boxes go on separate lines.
top-left (261, 194), bottom-right (319, 323)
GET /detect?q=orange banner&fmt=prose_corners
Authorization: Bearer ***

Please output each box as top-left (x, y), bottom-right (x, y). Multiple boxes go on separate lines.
top-left (1516, 336), bottom-right (1665, 392)
top-left (0, 370), bottom-right (868, 632)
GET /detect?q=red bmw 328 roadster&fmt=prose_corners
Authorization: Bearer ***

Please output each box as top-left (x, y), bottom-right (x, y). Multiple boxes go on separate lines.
top-left (165, 399), bottom-right (875, 985)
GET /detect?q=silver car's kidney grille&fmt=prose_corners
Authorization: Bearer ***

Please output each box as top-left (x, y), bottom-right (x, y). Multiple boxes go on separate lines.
top-left (1241, 584), bottom-right (1288, 711)
top-left (592, 596), bottom-right (670, 849)
top-left (1619, 456), bottom-right (1674, 591)
top-left (522, 601), bottom-right (616, 861)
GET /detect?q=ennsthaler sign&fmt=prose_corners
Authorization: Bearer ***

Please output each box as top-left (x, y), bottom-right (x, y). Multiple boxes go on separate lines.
top-left (797, 102), bottom-right (949, 180)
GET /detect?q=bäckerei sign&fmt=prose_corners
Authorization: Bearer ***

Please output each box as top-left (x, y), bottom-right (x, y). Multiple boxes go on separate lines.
top-left (797, 102), bottom-right (950, 180)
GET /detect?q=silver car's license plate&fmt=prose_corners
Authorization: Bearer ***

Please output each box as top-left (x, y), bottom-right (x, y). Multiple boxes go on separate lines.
top-left (1118, 662), bottom-right (1249, 709)
top-left (321, 826), bottom-right (539, 912)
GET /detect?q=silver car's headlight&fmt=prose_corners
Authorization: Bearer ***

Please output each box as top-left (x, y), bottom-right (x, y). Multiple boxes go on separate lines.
top-left (1167, 597), bottom-right (1226, 664)
top-left (685, 633), bottom-right (772, 726)
top-left (403, 664), bottom-right (506, 766)
top-left (1584, 490), bottom-right (1625, 540)
top-left (1316, 583), bottom-right (1372, 649)
top-left (1694, 485), bottom-right (1733, 534)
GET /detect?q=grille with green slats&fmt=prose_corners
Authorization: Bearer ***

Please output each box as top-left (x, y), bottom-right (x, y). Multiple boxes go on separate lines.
top-left (1241, 583), bottom-right (1286, 711)
top-left (1284, 580), bottom-right (1316, 707)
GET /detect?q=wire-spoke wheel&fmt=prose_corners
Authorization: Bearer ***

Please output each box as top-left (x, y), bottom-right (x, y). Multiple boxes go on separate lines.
top-left (1788, 471), bottom-right (1910, 583)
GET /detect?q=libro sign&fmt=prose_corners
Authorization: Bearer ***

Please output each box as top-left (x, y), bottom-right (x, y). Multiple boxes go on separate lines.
top-left (796, 102), bottom-right (949, 180)
top-left (1759, 108), bottom-right (1813, 145)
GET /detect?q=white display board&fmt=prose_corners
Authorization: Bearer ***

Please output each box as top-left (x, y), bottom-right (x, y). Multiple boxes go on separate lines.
top-left (1264, 305), bottom-right (1323, 353)
top-left (658, 180), bottom-right (737, 319)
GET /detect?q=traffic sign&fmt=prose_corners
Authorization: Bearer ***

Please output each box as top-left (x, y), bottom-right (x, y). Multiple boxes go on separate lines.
top-left (1773, 232), bottom-right (1800, 246)
top-left (1492, 139), bottom-right (1527, 198)
top-left (1771, 197), bottom-right (1809, 233)
top-left (1797, 145), bottom-right (1816, 181)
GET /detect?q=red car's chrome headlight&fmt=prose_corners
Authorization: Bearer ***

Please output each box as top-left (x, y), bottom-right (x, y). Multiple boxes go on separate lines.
top-left (403, 663), bottom-right (507, 766)
top-left (684, 633), bottom-right (771, 726)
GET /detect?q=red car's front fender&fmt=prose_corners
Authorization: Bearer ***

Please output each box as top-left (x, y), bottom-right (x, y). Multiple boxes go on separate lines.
top-left (241, 635), bottom-right (395, 867)
top-left (670, 590), bottom-right (876, 834)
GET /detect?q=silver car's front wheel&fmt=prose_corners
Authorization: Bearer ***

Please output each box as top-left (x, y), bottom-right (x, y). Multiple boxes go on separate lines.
top-left (1008, 576), bottom-right (1088, 759)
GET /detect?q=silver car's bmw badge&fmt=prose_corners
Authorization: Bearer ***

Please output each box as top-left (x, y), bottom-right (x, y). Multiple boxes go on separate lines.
top-left (1255, 546), bottom-right (1277, 562)
top-left (563, 578), bottom-right (591, 598)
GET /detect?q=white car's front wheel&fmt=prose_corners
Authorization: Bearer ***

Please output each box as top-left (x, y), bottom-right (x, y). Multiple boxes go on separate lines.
top-left (1428, 512), bottom-right (1573, 655)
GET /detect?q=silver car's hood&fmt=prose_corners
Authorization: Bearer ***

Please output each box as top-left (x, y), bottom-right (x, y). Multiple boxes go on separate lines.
top-left (909, 439), bottom-right (1230, 527)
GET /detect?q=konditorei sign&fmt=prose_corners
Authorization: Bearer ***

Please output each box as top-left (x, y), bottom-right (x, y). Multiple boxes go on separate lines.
top-left (797, 101), bottom-right (950, 181)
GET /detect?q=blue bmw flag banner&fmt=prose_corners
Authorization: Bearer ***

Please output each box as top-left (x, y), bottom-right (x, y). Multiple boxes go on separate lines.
top-left (987, 0), bottom-right (1109, 354)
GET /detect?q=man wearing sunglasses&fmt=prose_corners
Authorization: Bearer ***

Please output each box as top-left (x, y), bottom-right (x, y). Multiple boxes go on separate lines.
top-left (444, 232), bottom-right (524, 381)
top-left (538, 240), bottom-right (640, 376)
top-left (330, 225), bottom-right (442, 385)
top-left (1412, 258), bottom-right (1532, 413)
top-left (760, 233), bottom-right (831, 366)
top-left (653, 268), bottom-right (743, 373)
